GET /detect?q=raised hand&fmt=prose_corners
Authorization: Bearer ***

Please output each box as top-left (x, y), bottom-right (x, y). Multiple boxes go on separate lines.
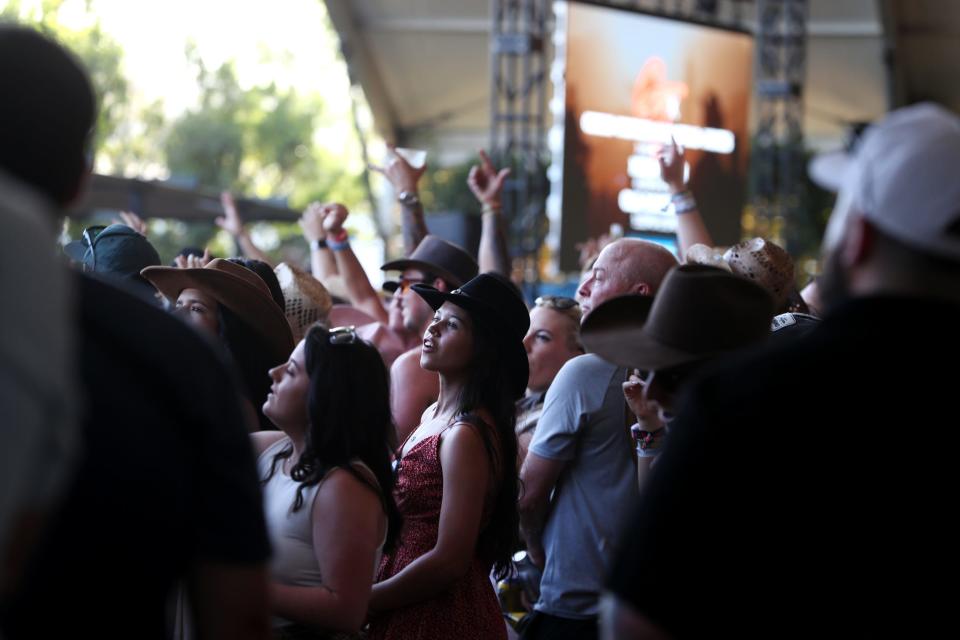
top-left (467, 149), bottom-right (510, 207)
top-left (215, 191), bottom-right (246, 237)
top-left (174, 248), bottom-right (212, 269)
top-left (113, 211), bottom-right (148, 236)
top-left (299, 202), bottom-right (327, 243)
top-left (320, 203), bottom-right (349, 235)
top-left (369, 144), bottom-right (426, 193)
top-left (656, 136), bottom-right (687, 194)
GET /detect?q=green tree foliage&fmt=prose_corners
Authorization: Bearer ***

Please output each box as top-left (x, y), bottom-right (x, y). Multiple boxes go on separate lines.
top-left (3, 0), bottom-right (369, 264)
top-left (1, 0), bottom-right (129, 152)
top-left (164, 44), bottom-right (364, 211)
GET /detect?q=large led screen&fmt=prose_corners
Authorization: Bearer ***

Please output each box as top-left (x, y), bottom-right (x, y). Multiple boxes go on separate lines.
top-left (550, 1), bottom-right (753, 270)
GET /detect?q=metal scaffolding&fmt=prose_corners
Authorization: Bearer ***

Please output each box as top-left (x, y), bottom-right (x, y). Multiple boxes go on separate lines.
top-left (490, 0), bottom-right (809, 280)
top-left (489, 0), bottom-right (551, 287)
top-left (752, 0), bottom-right (809, 254)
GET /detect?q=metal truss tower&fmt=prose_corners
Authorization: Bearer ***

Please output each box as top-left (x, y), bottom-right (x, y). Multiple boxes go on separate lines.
top-left (752, 0), bottom-right (809, 254)
top-left (489, 0), bottom-right (551, 288)
top-left (490, 0), bottom-right (808, 282)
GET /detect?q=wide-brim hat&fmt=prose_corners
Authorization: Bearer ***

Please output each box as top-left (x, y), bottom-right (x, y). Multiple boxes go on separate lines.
top-left (274, 262), bottom-right (332, 342)
top-left (412, 272), bottom-right (530, 401)
top-left (685, 237), bottom-right (795, 310)
top-left (582, 264), bottom-right (774, 371)
top-left (141, 258), bottom-right (294, 362)
top-left (381, 235), bottom-right (478, 288)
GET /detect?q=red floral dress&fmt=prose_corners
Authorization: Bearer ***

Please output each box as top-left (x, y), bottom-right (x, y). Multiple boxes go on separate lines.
top-left (367, 424), bottom-right (505, 640)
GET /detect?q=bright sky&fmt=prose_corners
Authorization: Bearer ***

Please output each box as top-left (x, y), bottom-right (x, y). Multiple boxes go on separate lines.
top-left (54, 0), bottom-right (354, 118)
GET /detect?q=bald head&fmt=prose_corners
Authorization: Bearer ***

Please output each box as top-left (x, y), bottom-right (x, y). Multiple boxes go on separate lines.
top-left (577, 238), bottom-right (678, 318)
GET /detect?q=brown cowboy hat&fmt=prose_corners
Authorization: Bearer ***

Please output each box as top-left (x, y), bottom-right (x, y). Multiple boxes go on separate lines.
top-left (581, 264), bottom-right (774, 371)
top-left (381, 235), bottom-right (478, 288)
top-left (141, 258), bottom-right (294, 361)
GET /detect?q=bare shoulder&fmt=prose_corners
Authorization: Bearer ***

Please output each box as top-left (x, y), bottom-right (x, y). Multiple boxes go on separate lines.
top-left (312, 467), bottom-right (383, 519)
top-left (439, 418), bottom-right (490, 456)
top-left (392, 347), bottom-right (439, 386)
top-left (392, 346), bottom-right (422, 370)
top-left (250, 430), bottom-right (288, 457)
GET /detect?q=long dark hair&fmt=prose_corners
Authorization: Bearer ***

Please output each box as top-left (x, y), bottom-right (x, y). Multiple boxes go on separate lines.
top-left (266, 325), bottom-right (400, 550)
top-left (218, 305), bottom-right (279, 431)
top-left (452, 306), bottom-right (521, 580)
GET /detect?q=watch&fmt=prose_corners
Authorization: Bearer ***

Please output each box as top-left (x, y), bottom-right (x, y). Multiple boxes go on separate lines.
top-left (397, 190), bottom-right (420, 207)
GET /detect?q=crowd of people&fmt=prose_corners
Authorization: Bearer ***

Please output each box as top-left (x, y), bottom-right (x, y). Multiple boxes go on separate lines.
top-left (3, 22), bottom-right (959, 640)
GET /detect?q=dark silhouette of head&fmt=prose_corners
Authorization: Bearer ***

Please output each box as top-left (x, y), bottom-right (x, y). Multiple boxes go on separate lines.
top-left (0, 25), bottom-right (96, 207)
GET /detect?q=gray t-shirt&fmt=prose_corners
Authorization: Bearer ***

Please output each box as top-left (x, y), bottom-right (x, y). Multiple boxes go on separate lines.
top-left (528, 353), bottom-right (639, 619)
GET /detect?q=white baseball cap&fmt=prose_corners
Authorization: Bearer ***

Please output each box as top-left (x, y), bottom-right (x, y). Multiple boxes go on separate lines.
top-left (821, 102), bottom-right (960, 261)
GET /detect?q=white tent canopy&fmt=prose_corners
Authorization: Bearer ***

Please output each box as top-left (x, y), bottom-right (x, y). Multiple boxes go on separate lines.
top-left (325, 0), bottom-right (959, 159)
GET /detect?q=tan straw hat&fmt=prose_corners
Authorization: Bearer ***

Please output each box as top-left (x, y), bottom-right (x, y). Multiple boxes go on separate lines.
top-left (685, 237), bottom-right (795, 310)
top-left (274, 262), bottom-right (332, 342)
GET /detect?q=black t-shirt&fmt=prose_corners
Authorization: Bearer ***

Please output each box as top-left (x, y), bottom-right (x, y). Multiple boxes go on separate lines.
top-left (607, 296), bottom-right (960, 638)
top-left (2, 274), bottom-right (270, 639)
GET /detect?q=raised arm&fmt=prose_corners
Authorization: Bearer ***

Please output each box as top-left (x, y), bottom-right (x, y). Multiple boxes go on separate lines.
top-left (321, 203), bottom-right (389, 324)
top-left (369, 423), bottom-right (489, 611)
top-left (468, 149), bottom-right (512, 276)
top-left (300, 202), bottom-right (339, 282)
top-left (658, 137), bottom-right (712, 260)
top-left (370, 144), bottom-right (428, 256)
top-left (216, 192), bottom-right (274, 266)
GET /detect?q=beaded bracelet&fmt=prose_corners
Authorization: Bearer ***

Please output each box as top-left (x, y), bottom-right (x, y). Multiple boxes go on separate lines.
top-left (635, 427), bottom-right (666, 457)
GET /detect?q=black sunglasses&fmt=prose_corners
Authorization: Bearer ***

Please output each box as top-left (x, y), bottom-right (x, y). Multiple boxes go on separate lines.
top-left (398, 273), bottom-right (437, 293)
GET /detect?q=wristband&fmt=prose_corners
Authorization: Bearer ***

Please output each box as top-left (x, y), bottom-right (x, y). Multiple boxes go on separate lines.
top-left (327, 230), bottom-right (349, 251)
top-left (481, 202), bottom-right (502, 216)
top-left (310, 238), bottom-right (327, 251)
top-left (670, 190), bottom-right (697, 215)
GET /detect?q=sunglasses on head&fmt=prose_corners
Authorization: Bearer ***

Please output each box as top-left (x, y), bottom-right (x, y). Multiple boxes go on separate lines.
top-left (80, 225), bottom-right (108, 272)
top-left (534, 295), bottom-right (579, 311)
top-left (328, 325), bottom-right (358, 345)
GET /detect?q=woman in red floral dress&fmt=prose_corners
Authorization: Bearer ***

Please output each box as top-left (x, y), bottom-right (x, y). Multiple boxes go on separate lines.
top-left (367, 273), bottom-right (530, 640)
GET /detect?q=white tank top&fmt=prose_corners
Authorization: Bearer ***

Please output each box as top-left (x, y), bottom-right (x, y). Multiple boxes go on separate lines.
top-left (257, 438), bottom-right (386, 603)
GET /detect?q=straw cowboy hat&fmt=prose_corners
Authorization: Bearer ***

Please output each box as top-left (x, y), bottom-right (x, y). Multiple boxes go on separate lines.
top-left (274, 262), bottom-right (333, 342)
top-left (685, 237), bottom-right (795, 310)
